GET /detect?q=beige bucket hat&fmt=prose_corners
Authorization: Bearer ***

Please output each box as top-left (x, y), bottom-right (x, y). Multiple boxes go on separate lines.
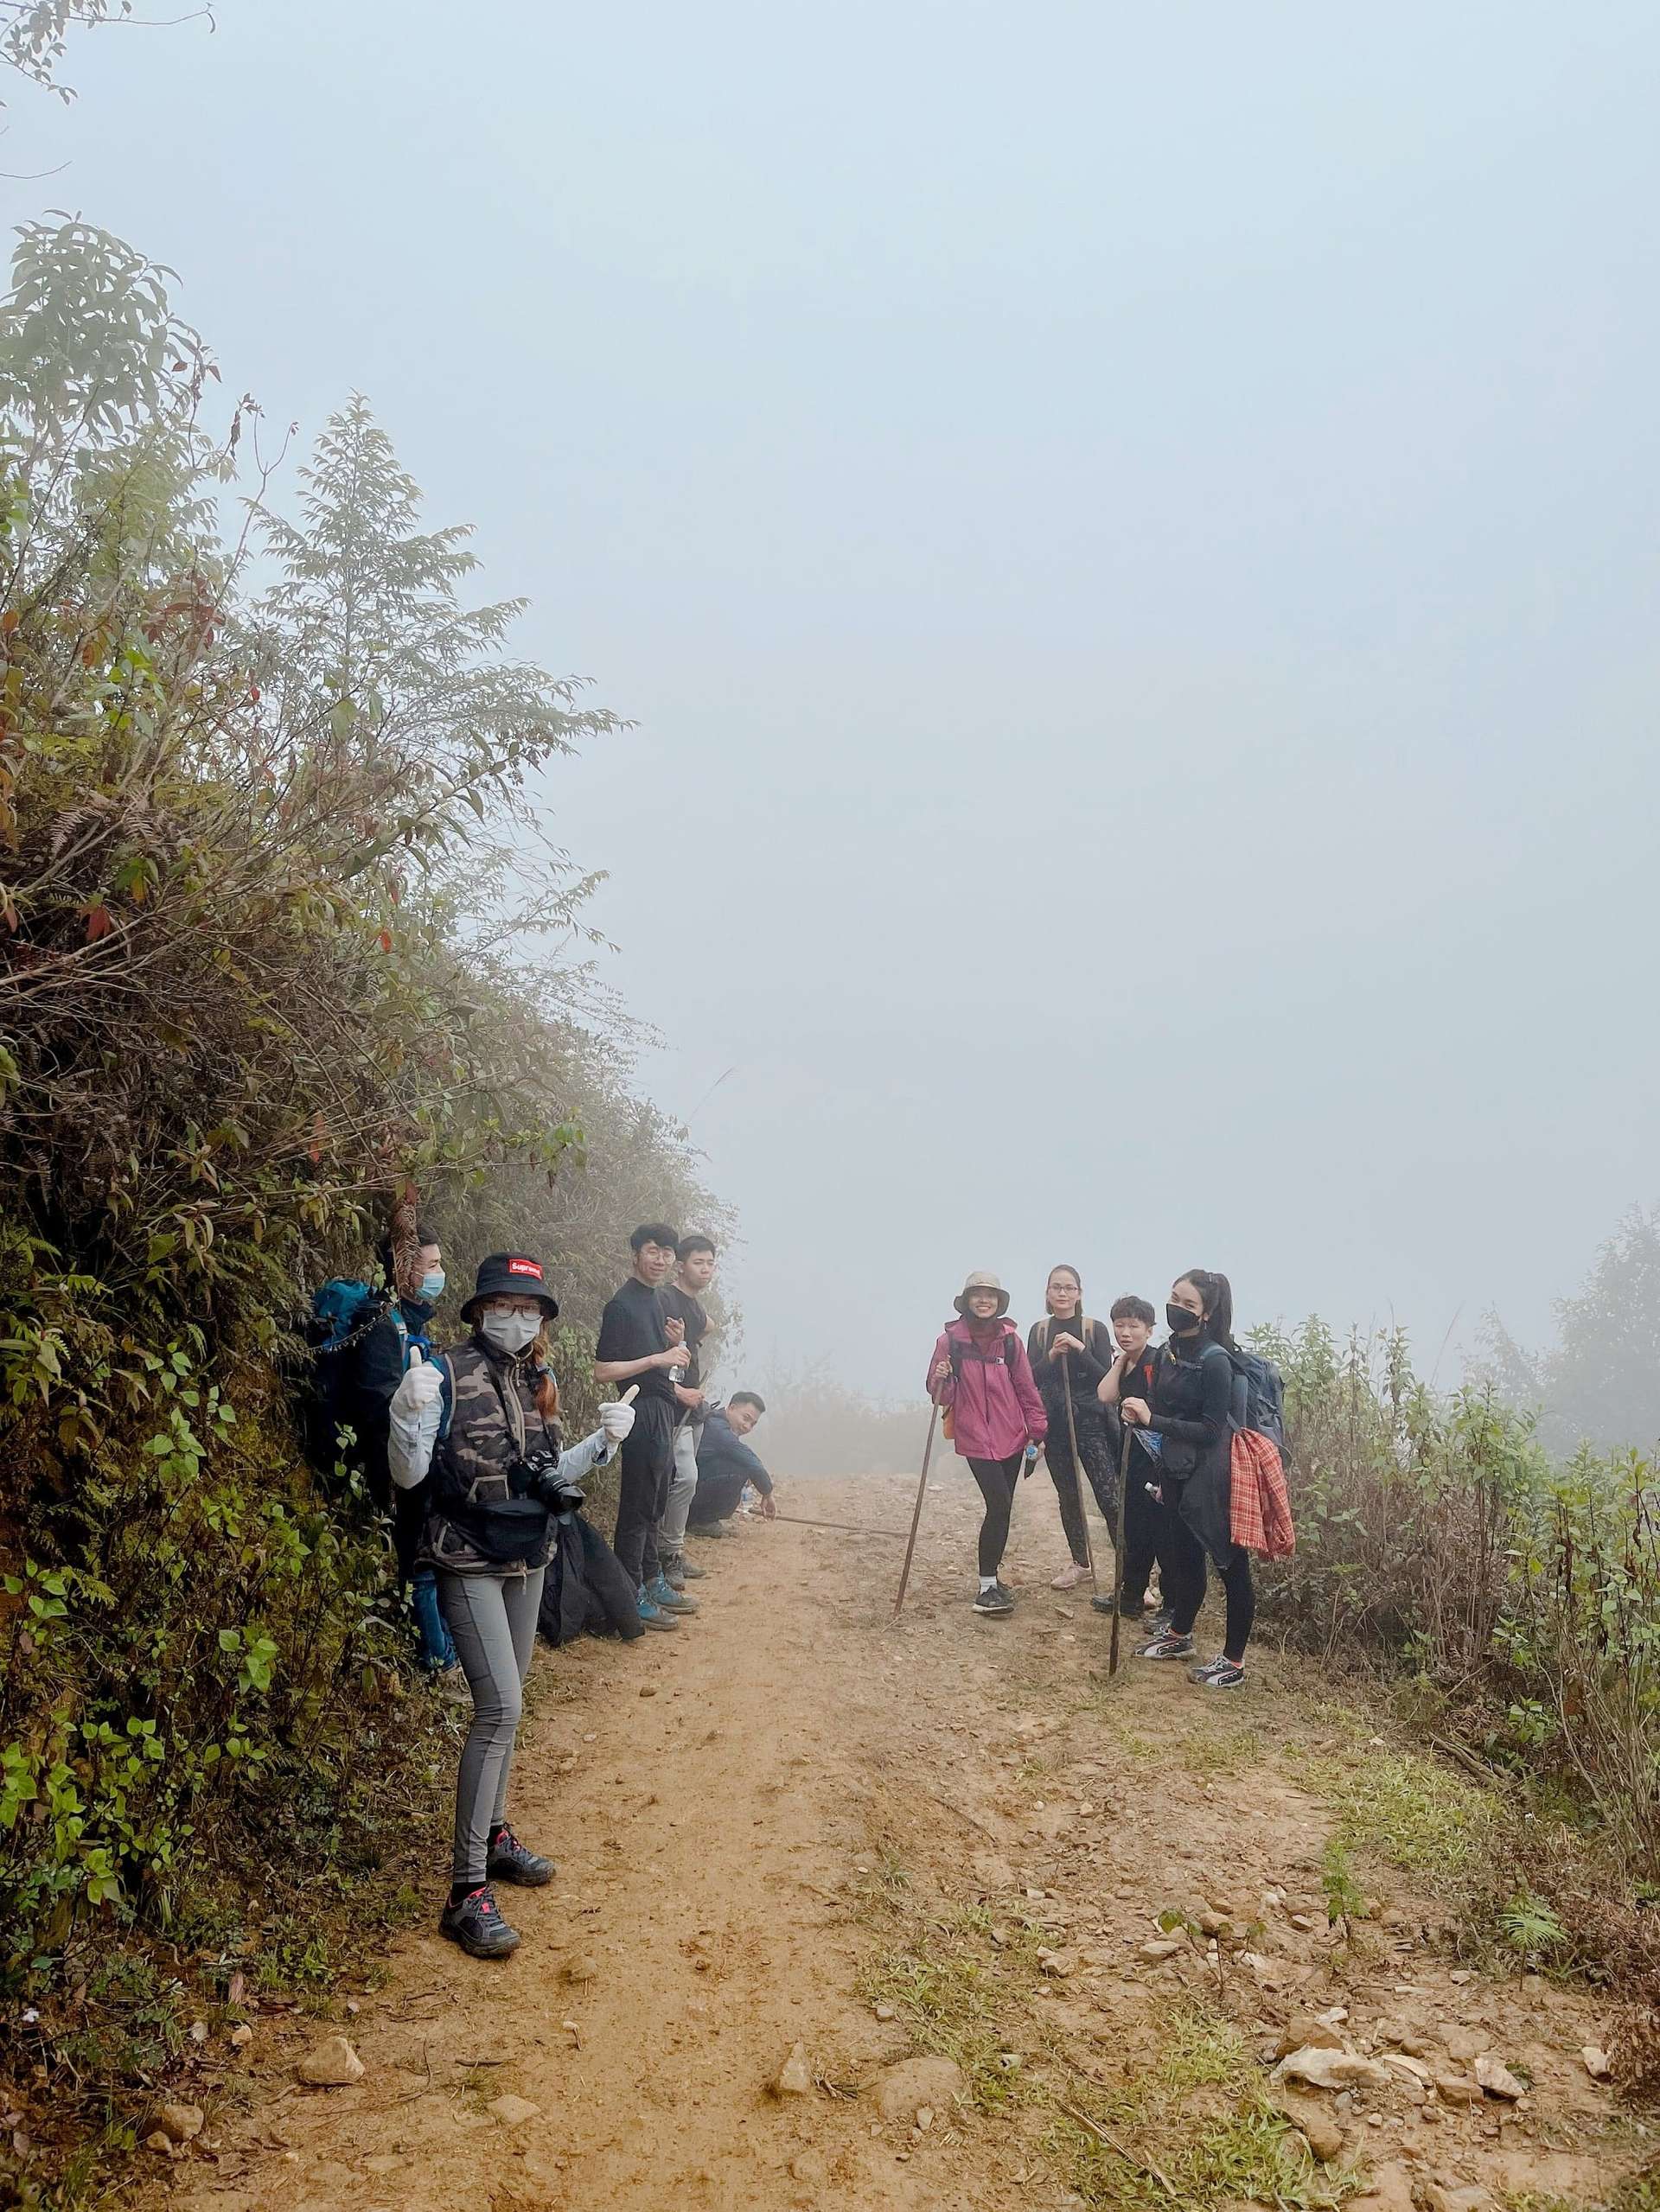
top-left (954, 1271), bottom-right (1011, 1318)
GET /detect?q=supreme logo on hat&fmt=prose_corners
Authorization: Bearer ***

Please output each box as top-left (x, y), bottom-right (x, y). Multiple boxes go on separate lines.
top-left (507, 1258), bottom-right (544, 1280)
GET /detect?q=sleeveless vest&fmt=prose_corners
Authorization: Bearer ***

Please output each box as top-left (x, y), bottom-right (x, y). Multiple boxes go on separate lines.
top-left (425, 1339), bottom-right (563, 1574)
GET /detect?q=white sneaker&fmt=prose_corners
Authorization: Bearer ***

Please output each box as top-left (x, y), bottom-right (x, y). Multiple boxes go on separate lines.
top-left (1050, 1560), bottom-right (1089, 1591)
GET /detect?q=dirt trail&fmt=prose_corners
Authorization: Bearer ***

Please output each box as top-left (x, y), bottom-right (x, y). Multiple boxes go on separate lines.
top-left (167, 1473), bottom-right (1646, 2212)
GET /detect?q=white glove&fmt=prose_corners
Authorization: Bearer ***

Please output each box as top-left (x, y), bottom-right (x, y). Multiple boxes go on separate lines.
top-left (599, 1399), bottom-right (636, 1444)
top-left (392, 1347), bottom-right (442, 1419)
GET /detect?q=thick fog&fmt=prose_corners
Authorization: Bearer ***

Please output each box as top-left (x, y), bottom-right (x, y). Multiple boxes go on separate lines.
top-left (15, 3), bottom-right (1657, 1399)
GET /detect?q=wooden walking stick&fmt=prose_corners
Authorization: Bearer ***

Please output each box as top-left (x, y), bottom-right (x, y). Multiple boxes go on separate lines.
top-left (1108, 1422), bottom-right (1133, 1676)
top-left (892, 1400), bottom-right (942, 1620)
top-left (1057, 1346), bottom-right (1097, 1594)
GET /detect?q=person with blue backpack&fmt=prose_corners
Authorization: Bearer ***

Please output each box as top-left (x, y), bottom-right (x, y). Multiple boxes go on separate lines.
top-left (1116, 1268), bottom-right (1257, 1688)
top-left (386, 1251), bottom-right (637, 1959)
top-left (306, 1223), bottom-right (457, 1679)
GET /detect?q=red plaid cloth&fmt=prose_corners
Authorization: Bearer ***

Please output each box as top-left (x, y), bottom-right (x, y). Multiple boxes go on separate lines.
top-left (1230, 1430), bottom-right (1295, 1559)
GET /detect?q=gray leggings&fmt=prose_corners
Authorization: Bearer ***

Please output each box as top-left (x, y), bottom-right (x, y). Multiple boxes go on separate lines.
top-left (437, 1567), bottom-right (544, 1886)
top-left (659, 1420), bottom-right (699, 1555)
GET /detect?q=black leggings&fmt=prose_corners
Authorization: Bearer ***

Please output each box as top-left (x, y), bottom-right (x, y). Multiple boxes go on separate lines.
top-left (1120, 1447), bottom-right (1175, 1613)
top-left (1163, 1508), bottom-right (1255, 1662)
top-left (967, 1452), bottom-right (1024, 1577)
top-left (1044, 1407), bottom-right (1118, 1566)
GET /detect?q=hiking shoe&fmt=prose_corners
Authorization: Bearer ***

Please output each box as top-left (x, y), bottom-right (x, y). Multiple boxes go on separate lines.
top-left (660, 1555), bottom-right (687, 1590)
top-left (487, 1826), bottom-right (553, 1887)
top-left (972, 1583), bottom-right (1016, 1617)
top-left (439, 1884), bottom-right (520, 1960)
top-left (1138, 1629), bottom-right (1196, 1661)
top-left (667, 1550), bottom-right (706, 1581)
top-left (648, 1573), bottom-right (699, 1615)
top-left (429, 1661), bottom-right (471, 1703)
top-left (637, 1590), bottom-right (679, 1631)
top-left (686, 1521), bottom-right (727, 1540)
top-left (1191, 1658), bottom-right (1248, 1689)
top-left (1050, 1560), bottom-right (1089, 1591)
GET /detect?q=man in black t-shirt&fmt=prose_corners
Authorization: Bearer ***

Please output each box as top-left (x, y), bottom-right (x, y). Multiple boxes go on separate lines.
top-left (594, 1221), bottom-right (693, 1629)
top-left (657, 1232), bottom-right (717, 1590)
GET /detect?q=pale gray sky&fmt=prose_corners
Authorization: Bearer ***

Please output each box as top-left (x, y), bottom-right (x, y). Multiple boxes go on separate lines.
top-left (14, 3), bottom-right (1657, 1395)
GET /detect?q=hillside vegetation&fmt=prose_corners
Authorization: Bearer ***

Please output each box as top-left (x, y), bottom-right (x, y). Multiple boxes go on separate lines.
top-left (0, 215), bottom-right (718, 2194)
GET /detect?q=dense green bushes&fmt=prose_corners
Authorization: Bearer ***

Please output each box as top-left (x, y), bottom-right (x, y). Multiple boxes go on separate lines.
top-left (0, 214), bottom-right (717, 2187)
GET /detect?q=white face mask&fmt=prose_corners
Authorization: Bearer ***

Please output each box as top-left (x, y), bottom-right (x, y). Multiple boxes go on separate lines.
top-left (480, 1310), bottom-right (540, 1355)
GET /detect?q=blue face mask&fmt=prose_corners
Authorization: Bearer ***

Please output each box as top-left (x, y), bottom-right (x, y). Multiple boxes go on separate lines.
top-left (418, 1269), bottom-right (446, 1304)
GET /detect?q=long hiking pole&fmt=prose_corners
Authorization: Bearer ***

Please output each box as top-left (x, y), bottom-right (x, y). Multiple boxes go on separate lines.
top-left (1108, 1423), bottom-right (1133, 1676)
top-left (892, 1400), bottom-right (942, 1621)
top-left (1057, 1348), bottom-right (1097, 1594)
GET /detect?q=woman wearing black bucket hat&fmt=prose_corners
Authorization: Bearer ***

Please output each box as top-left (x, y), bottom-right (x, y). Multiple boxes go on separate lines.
top-left (388, 1252), bottom-right (636, 1958)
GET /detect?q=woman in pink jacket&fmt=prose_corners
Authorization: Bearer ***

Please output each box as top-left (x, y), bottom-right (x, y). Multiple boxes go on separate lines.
top-left (926, 1272), bottom-right (1048, 1616)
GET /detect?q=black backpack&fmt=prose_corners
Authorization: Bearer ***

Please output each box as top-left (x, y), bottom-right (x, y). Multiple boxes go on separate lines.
top-left (1227, 1346), bottom-right (1290, 1466)
top-left (301, 1279), bottom-right (385, 1472)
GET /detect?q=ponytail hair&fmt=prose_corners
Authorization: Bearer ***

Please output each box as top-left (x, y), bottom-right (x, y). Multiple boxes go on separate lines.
top-left (1179, 1268), bottom-right (1235, 1352)
top-left (529, 1324), bottom-right (561, 1424)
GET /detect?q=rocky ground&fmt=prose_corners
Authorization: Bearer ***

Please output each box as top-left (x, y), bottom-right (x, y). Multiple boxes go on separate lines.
top-left (140, 1470), bottom-right (1653, 2212)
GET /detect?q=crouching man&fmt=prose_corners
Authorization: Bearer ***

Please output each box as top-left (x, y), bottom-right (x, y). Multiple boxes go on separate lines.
top-left (686, 1393), bottom-right (775, 1534)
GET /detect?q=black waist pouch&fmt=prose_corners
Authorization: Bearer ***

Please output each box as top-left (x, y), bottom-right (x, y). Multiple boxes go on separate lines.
top-left (448, 1494), bottom-right (548, 1565)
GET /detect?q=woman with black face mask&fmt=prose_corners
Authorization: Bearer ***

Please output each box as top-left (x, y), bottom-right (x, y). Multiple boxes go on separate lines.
top-left (1118, 1269), bottom-right (1255, 1689)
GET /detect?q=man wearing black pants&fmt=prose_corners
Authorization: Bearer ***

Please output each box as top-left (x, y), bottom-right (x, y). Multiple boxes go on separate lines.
top-left (1093, 1297), bottom-right (1173, 1621)
top-left (594, 1222), bottom-right (694, 1631)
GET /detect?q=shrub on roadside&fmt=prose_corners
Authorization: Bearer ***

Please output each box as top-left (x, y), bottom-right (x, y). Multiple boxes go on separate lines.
top-left (1253, 1319), bottom-right (1660, 2090)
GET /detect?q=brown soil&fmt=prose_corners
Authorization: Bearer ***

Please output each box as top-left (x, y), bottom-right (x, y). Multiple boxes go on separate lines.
top-left (158, 1472), bottom-right (1647, 2212)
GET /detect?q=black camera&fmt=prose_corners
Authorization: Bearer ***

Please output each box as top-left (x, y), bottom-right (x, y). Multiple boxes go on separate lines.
top-left (518, 1447), bottom-right (585, 1520)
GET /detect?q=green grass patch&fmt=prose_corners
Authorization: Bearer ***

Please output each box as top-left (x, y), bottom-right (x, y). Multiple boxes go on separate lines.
top-left (861, 1830), bottom-right (1366, 2212)
top-left (1178, 1718), bottom-right (1264, 1781)
top-left (858, 1931), bottom-right (1035, 2112)
top-left (1292, 1741), bottom-right (1495, 1882)
top-left (1050, 2005), bottom-right (1363, 2211)
top-left (1154, 2006), bottom-right (1253, 2094)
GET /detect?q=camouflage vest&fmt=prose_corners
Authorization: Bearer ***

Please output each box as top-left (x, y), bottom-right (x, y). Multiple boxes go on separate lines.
top-left (425, 1339), bottom-right (563, 1573)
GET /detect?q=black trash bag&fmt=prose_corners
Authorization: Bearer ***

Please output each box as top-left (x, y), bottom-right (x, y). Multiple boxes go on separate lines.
top-left (538, 1514), bottom-right (644, 1645)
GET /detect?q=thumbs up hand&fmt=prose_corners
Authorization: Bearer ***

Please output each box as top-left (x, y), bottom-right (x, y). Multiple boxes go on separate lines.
top-left (393, 1345), bottom-right (443, 1418)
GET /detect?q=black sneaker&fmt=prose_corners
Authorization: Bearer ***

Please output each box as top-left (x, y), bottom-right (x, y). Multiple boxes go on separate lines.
top-left (972, 1583), bottom-right (1015, 1617)
top-left (439, 1883), bottom-right (520, 1959)
top-left (487, 1826), bottom-right (553, 1886)
top-left (666, 1550), bottom-right (706, 1581)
